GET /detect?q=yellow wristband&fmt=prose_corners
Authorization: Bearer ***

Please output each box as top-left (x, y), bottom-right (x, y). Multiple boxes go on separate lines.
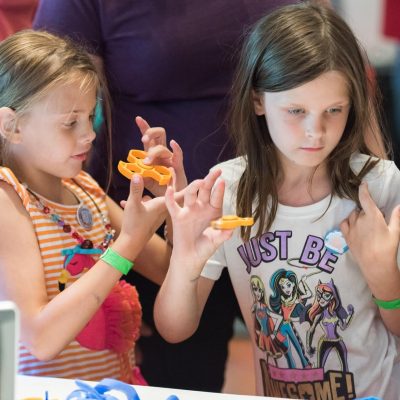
top-left (100, 247), bottom-right (133, 275)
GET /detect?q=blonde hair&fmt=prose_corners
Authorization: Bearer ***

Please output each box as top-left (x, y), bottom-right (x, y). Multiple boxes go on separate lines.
top-left (0, 30), bottom-right (111, 175)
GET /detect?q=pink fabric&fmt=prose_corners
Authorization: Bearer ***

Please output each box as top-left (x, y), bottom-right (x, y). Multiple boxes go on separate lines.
top-left (132, 366), bottom-right (148, 386)
top-left (76, 280), bottom-right (142, 353)
top-left (0, 0), bottom-right (38, 40)
top-left (383, 0), bottom-right (400, 41)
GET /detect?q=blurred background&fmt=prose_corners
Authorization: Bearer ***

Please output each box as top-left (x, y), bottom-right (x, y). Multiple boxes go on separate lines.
top-left (1, 0), bottom-right (399, 396)
top-left (334, 0), bottom-right (400, 166)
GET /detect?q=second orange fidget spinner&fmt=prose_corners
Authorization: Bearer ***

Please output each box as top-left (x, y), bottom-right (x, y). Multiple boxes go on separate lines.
top-left (211, 215), bottom-right (254, 230)
top-left (118, 149), bottom-right (172, 185)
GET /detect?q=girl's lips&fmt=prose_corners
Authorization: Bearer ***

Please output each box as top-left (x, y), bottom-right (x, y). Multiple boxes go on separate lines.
top-left (300, 147), bottom-right (324, 152)
top-left (72, 152), bottom-right (88, 161)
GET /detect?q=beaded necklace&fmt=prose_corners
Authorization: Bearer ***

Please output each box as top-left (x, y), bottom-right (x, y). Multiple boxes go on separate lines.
top-left (25, 179), bottom-right (115, 291)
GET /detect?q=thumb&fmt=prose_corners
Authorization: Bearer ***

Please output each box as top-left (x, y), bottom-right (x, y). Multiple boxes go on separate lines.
top-left (388, 204), bottom-right (400, 235)
top-left (126, 173), bottom-right (144, 205)
top-left (214, 229), bottom-right (234, 247)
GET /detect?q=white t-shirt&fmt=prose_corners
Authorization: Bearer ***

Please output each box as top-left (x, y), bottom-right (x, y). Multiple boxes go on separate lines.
top-left (203, 154), bottom-right (400, 399)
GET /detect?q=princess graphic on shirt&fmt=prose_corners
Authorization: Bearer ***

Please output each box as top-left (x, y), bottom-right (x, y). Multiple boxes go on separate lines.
top-left (305, 279), bottom-right (354, 372)
top-left (269, 269), bottom-right (312, 369)
top-left (250, 275), bottom-right (287, 364)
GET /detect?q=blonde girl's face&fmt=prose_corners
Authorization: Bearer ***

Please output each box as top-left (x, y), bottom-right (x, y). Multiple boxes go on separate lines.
top-left (253, 70), bottom-right (350, 173)
top-left (11, 79), bottom-right (97, 181)
top-left (251, 282), bottom-right (264, 301)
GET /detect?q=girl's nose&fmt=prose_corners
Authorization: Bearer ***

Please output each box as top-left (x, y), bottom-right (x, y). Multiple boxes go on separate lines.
top-left (305, 116), bottom-right (324, 138)
top-left (80, 125), bottom-right (96, 144)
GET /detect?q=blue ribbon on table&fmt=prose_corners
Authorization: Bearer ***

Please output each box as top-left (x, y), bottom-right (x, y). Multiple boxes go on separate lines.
top-left (65, 378), bottom-right (179, 400)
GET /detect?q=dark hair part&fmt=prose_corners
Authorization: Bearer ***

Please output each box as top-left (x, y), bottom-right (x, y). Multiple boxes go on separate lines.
top-left (228, 2), bottom-right (386, 240)
top-left (0, 29), bottom-right (113, 188)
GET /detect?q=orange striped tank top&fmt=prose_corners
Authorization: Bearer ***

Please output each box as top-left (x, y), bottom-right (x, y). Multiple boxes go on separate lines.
top-left (0, 167), bottom-right (137, 382)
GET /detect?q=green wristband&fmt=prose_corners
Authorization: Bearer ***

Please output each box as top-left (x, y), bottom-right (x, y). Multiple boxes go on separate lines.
top-left (373, 296), bottom-right (400, 310)
top-left (100, 247), bottom-right (133, 275)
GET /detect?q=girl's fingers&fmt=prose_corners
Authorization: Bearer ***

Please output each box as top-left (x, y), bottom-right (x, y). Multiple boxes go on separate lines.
top-left (210, 178), bottom-right (225, 209)
top-left (358, 182), bottom-right (376, 215)
top-left (184, 180), bottom-right (202, 207)
top-left (198, 169), bottom-right (222, 204)
top-left (168, 167), bottom-right (177, 188)
top-left (136, 115), bottom-right (167, 150)
top-left (165, 186), bottom-right (180, 216)
top-left (141, 127), bottom-right (167, 151)
top-left (339, 218), bottom-right (349, 238)
top-left (135, 116), bottom-right (151, 135)
top-left (213, 228), bottom-right (234, 246)
top-left (142, 195), bottom-right (153, 203)
top-left (347, 209), bottom-right (359, 226)
top-left (201, 169), bottom-right (221, 203)
top-left (170, 140), bottom-right (184, 168)
top-left (388, 204), bottom-right (400, 236)
top-left (144, 144), bottom-right (172, 165)
top-left (197, 177), bottom-right (213, 204)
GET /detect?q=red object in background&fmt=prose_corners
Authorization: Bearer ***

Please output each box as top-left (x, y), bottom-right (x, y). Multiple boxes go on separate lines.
top-left (383, 0), bottom-right (400, 41)
top-left (0, 0), bottom-right (38, 41)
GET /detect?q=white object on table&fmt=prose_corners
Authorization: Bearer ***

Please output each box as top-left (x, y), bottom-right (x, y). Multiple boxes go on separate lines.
top-left (0, 301), bottom-right (19, 400)
top-left (16, 374), bottom-right (284, 400)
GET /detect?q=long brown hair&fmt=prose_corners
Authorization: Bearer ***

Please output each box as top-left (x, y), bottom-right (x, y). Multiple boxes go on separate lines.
top-left (228, 2), bottom-right (387, 240)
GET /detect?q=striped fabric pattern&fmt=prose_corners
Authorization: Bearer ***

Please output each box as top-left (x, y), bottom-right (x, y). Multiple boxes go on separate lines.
top-left (0, 167), bottom-right (134, 381)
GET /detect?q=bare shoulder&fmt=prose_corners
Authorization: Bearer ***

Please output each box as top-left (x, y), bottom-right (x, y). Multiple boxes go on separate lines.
top-left (0, 180), bottom-right (31, 226)
top-left (0, 180), bottom-right (45, 301)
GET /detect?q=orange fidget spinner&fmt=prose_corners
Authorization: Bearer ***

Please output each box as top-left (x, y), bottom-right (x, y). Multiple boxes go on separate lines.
top-left (211, 215), bottom-right (254, 230)
top-left (118, 149), bottom-right (172, 185)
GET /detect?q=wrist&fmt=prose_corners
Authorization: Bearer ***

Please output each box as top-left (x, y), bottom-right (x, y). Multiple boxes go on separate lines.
top-left (367, 269), bottom-right (400, 300)
top-left (112, 234), bottom-right (141, 261)
top-left (169, 255), bottom-right (203, 282)
top-left (373, 296), bottom-right (400, 310)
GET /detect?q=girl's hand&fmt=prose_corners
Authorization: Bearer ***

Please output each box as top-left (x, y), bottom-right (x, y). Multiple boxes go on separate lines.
top-left (165, 169), bottom-right (233, 280)
top-left (117, 173), bottom-right (167, 259)
top-left (340, 182), bottom-right (400, 287)
top-left (136, 116), bottom-right (187, 196)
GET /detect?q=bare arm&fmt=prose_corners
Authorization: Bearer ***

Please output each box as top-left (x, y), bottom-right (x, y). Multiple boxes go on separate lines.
top-left (107, 195), bottom-right (170, 285)
top-left (0, 175), bottom-right (166, 360)
top-left (154, 170), bottom-right (233, 342)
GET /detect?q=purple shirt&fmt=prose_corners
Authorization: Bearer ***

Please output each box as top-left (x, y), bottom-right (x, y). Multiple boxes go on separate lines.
top-left (34, 0), bottom-right (291, 200)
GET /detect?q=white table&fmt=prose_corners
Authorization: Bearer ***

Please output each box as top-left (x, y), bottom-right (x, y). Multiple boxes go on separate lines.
top-left (16, 375), bottom-right (281, 400)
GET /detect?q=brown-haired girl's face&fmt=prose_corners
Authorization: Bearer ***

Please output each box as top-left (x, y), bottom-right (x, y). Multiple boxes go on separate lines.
top-left (278, 277), bottom-right (295, 296)
top-left (253, 71), bottom-right (350, 175)
top-left (11, 80), bottom-right (97, 181)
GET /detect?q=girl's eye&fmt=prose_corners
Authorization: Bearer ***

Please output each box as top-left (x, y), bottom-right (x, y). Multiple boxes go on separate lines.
top-left (63, 121), bottom-right (77, 128)
top-left (327, 107), bottom-right (342, 114)
top-left (89, 114), bottom-right (95, 122)
top-left (288, 108), bottom-right (304, 115)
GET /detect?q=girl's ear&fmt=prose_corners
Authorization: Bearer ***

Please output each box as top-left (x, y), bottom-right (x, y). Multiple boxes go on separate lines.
top-left (252, 90), bottom-right (265, 116)
top-left (0, 107), bottom-right (21, 143)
